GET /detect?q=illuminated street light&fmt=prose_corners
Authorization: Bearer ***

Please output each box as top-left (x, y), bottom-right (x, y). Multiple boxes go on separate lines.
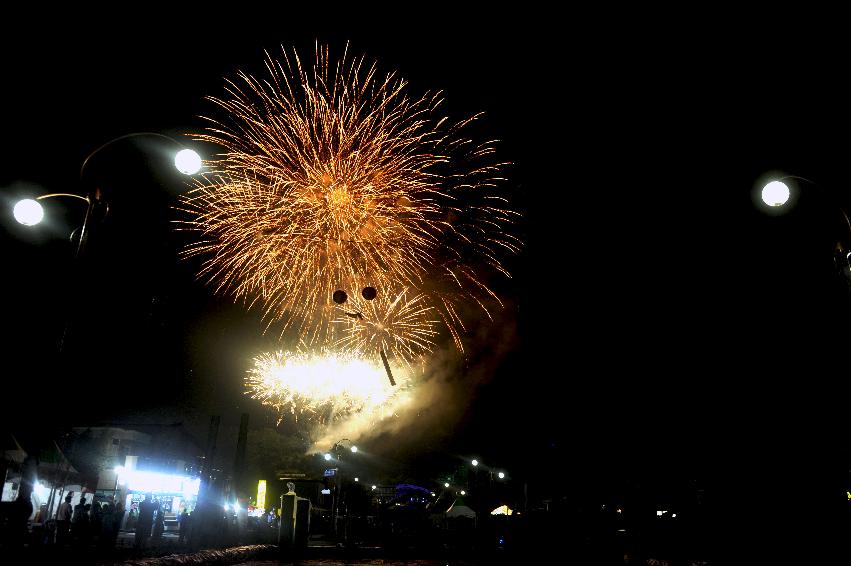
top-left (324, 453), bottom-right (332, 461)
top-left (13, 199), bottom-right (44, 226)
top-left (444, 482), bottom-right (450, 488)
top-left (471, 459), bottom-right (478, 467)
top-left (354, 477), bottom-right (359, 482)
top-left (175, 148), bottom-right (203, 174)
top-left (761, 180), bottom-right (791, 207)
top-left (12, 132), bottom-right (202, 259)
top-left (460, 490), bottom-right (466, 495)
top-left (350, 445), bottom-right (358, 453)
top-left (371, 485), bottom-right (376, 490)
top-left (498, 472), bottom-right (505, 479)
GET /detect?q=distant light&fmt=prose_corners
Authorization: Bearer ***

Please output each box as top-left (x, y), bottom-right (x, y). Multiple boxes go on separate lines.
top-left (672, 513), bottom-right (677, 518)
top-left (175, 148), bottom-right (202, 175)
top-left (471, 459), bottom-right (478, 466)
top-left (460, 490), bottom-right (466, 495)
top-left (430, 492), bottom-right (435, 497)
top-left (354, 477), bottom-right (359, 482)
top-left (324, 453), bottom-right (332, 461)
top-left (13, 199), bottom-right (44, 226)
top-left (656, 510), bottom-right (668, 517)
top-left (498, 472), bottom-right (505, 479)
top-left (321, 488), bottom-right (331, 495)
top-left (371, 485), bottom-right (376, 490)
top-left (761, 180), bottom-right (790, 207)
top-left (444, 482), bottom-right (450, 488)
top-left (350, 445), bottom-right (358, 453)
top-left (224, 504), bottom-right (230, 512)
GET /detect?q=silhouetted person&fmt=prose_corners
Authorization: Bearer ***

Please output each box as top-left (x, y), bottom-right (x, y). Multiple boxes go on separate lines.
top-left (134, 493), bottom-right (156, 549)
top-left (99, 500), bottom-right (115, 547)
top-left (56, 494), bottom-right (73, 546)
top-left (70, 494), bottom-right (88, 544)
top-left (2, 474), bottom-right (34, 549)
top-left (111, 497), bottom-right (124, 545)
top-left (152, 500), bottom-right (165, 540)
top-left (178, 509), bottom-right (190, 543)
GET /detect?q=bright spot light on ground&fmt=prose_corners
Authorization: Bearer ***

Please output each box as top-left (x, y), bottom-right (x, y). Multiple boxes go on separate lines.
top-left (761, 180), bottom-right (790, 207)
top-left (13, 199), bottom-right (44, 226)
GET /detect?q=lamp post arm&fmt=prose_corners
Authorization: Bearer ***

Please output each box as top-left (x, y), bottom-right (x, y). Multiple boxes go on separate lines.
top-left (35, 193), bottom-right (89, 203)
top-left (779, 174), bottom-right (851, 234)
top-left (79, 131), bottom-right (185, 181)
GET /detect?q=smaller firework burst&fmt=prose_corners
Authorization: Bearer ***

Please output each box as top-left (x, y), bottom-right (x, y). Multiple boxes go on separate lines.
top-left (333, 288), bottom-right (439, 368)
top-left (247, 350), bottom-right (412, 424)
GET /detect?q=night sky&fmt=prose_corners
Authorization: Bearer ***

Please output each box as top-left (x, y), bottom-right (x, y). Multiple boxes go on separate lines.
top-left (3, 12), bottom-right (851, 550)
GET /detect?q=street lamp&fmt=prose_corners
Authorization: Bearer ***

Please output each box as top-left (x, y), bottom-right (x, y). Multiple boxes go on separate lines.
top-left (13, 132), bottom-right (201, 232)
top-left (761, 180), bottom-right (791, 208)
top-left (10, 132), bottom-right (202, 356)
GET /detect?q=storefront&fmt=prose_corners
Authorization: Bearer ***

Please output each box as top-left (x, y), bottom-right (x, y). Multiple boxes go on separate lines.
top-left (115, 467), bottom-right (200, 531)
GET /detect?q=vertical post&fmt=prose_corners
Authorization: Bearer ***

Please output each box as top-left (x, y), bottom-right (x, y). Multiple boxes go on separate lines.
top-left (202, 415), bottom-right (221, 486)
top-left (232, 413), bottom-right (249, 501)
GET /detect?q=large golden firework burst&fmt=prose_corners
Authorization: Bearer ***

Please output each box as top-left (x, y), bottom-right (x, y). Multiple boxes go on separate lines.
top-left (178, 44), bottom-right (519, 364)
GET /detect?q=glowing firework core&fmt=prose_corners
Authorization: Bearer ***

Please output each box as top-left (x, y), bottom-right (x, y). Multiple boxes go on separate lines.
top-left (247, 351), bottom-right (410, 423)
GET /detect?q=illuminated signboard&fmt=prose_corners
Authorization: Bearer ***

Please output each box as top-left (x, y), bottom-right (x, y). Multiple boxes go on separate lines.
top-left (257, 480), bottom-right (267, 509)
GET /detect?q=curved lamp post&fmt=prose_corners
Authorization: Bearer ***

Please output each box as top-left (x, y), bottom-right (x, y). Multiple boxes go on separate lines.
top-left (14, 132), bottom-right (201, 253)
top-left (11, 132), bottom-right (202, 353)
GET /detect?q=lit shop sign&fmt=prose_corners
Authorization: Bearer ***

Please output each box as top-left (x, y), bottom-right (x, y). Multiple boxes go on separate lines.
top-left (257, 480), bottom-right (267, 509)
top-left (117, 468), bottom-right (200, 496)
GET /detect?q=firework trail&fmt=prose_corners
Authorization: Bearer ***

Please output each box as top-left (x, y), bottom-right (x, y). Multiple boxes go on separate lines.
top-left (178, 44), bottom-right (519, 366)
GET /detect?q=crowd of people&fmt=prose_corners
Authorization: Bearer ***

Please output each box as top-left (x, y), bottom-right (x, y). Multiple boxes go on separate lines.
top-left (13, 491), bottom-right (128, 548)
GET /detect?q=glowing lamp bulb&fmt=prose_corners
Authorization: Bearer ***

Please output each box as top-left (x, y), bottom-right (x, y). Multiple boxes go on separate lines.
top-left (175, 149), bottom-right (202, 175)
top-left (761, 180), bottom-right (790, 207)
top-left (498, 472), bottom-right (505, 479)
top-left (350, 446), bottom-right (358, 453)
top-left (324, 453), bottom-right (332, 461)
top-left (14, 199), bottom-right (44, 226)
top-left (471, 459), bottom-right (478, 466)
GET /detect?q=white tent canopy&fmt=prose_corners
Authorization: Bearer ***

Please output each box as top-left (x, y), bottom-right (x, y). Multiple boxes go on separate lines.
top-left (446, 498), bottom-right (476, 518)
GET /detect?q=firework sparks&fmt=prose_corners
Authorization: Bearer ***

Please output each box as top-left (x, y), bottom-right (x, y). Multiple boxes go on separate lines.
top-left (178, 44), bottom-right (519, 360)
top-left (246, 350), bottom-right (412, 424)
